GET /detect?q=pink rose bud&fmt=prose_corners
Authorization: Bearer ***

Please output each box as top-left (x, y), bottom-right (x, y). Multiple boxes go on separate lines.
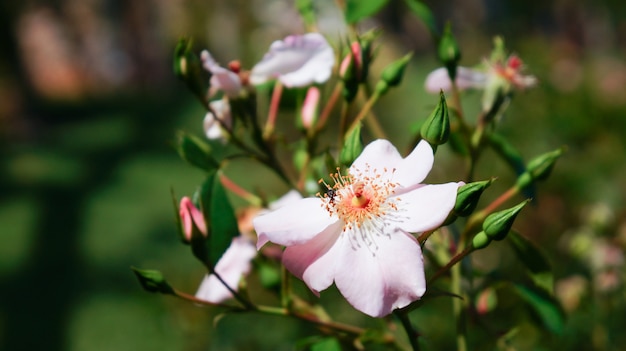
top-left (179, 196), bottom-right (207, 241)
top-left (301, 86), bottom-right (320, 129)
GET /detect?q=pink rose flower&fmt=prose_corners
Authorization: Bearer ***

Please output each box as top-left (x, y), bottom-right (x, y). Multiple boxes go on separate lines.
top-left (201, 50), bottom-right (243, 97)
top-left (253, 140), bottom-right (461, 317)
top-left (249, 33), bottom-right (335, 88)
top-left (195, 236), bottom-right (257, 303)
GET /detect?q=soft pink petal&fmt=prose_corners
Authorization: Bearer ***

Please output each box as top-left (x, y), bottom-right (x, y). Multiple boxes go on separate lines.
top-left (392, 182), bottom-right (462, 233)
top-left (425, 66), bottom-right (487, 93)
top-left (200, 50), bottom-right (242, 97)
top-left (269, 189), bottom-right (303, 210)
top-left (195, 236), bottom-right (256, 303)
top-left (333, 230), bottom-right (426, 317)
top-left (179, 197), bottom-right (206, 239)
top-left (282, 220), bottom-right (344, 293)
top-left (393, 140), bottom-right (434, 189)
top-left (253, 197), bottom-right (337, 248)
top-left (249, 33), bottom-right (335, 87)
top-left (425, 67), bottom-right (453, 93)
top-left (456, 67), bottom-right (488, 90)
top-left (351, 140), bottom-right (433, 190)
top-left (350, 139), bottom-right (404, 179)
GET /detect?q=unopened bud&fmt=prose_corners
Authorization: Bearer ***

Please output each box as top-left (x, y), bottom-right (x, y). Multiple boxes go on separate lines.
top-left (420, 91), bottom-right (450, 146)
top-left (179, 197), bottom-right (207, 243)
top-left (131, 267), bottom-right (175, 295)
top-left (377, 53), bottom-right (413, 95)
top-left (516, 148), bottom-right (565, 189)
top-left (340, 123), bottom-right (363, 167)
top-left (340, 43), bottom-right (360, 102)
top-left (438, 23), bottom-right (461, 80)
top-left (483, 200), bottom-right (529, 241)
top-left (454, 179), bottom-right (494, 217)
top-left (301, 86), bottom-right (320, 129)
top-left (472, 231), bottom-right (492, 250)
top-left (382, 52), bottom-right (412, 86)
top-left (173, 38), bottom-right (208, 100)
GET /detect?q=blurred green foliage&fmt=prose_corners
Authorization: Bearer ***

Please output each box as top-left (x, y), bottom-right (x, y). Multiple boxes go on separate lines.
top-left (1, 0), bottom-right (626, 350)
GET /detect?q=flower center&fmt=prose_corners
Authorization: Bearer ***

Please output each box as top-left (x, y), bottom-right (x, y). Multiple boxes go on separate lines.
top-left (317, 165), bottom-right (399, 232)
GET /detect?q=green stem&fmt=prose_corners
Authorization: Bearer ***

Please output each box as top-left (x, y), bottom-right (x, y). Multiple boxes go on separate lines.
top-left (316, 83), bottom-right (342, 133)
top-left (394, 310), bottom-right (421, 351)
top-left (345, 89), bottom-right (382, 138)
top-left (451, 262), bottom-right (468, 351)
top-left (428, 246), bottom-right (474, 284)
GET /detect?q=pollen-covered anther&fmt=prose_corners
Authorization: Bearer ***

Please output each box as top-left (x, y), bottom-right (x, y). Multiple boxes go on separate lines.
top-left (317, 165), bottom-right (399, 232)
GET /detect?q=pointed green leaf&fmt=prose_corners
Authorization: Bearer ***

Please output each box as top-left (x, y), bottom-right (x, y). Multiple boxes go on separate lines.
top-left (403, 0), bottom-right (438, 36)
top-left (176, 131), bottom-right (219, 171)
top-left (345, 0), bottom-right (389, 24)
top-left (200, 170), bottom-right (239, 269)
top-left (509, 231), bottom-right (554, 293)
top-left (487, 132), bottom-right (535, 199)
top-left (131, 267), bottom-right (175, 295)
top-left (512, 284), bottom-right (565, 334)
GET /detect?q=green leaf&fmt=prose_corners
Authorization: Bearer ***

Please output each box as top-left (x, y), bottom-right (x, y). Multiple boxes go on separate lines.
top-left (295, 0), bottom-right (317, 28)
top-left (512, 284), bottom-right (564, 334)
top-left (403, 0), bottom-right (438, 36)
top-left (345, 0), bottom-right (389, 24)
top-left (131, 267), bottom-right (175, 295)
top-left (199, 170), bottom-right (239, 269)
top-left (487, 132), bottom-right (535, 199)
top-left (509, 231), bottom-right (554, 294)
top-left (176, 131), bottom-right (220, 171)
top-left (487, 132), bottom-right (526, 176)
top-left (310, 337), bottom-right (342, 351)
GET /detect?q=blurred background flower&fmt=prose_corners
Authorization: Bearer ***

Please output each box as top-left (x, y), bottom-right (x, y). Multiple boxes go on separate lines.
top-left (1, 0), bottom-right (625, 350)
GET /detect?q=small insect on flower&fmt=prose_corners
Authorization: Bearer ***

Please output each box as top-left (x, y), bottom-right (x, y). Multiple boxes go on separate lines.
top-left (326, 188), bottom-right (337, 204)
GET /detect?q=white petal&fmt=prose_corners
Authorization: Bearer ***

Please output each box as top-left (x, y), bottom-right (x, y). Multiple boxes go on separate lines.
top-left (249, 33), bottom-right (335, 88)
top-left (425, 66), bottom-right (487, 93)
top-left (351, 140), bottom-right (433, 189)
top-left (195, 236), bottom-right (256, 303)
top-left (253, 197), bottom-right (337, 248)
top-left (456, 67), bottom-right (488, 90)
top-left (201, 50), bottom-right (242, 97)
top-left (393, 182), bottom-right (461, 233)
top-left (425, 67), bottom-right (453, 93)
top-left (394, 140), bottom-right (434, 189)
top-left (334, 230), bottom-right (426, 317)
top-left (269, 189), bottom-right (302, 210)
top-left (282, 220), bottom-right (344, 293)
